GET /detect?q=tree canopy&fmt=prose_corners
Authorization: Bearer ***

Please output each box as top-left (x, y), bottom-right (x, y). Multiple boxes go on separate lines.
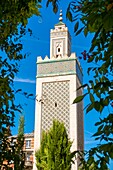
top-left (67, 1), bottom-right (113, 169)
top-left (14, 115), bottom-right (25, 170)
top-left (0, 0), bottom-right (41, 166)
top-left (35, 120), bottom-right (74, 170)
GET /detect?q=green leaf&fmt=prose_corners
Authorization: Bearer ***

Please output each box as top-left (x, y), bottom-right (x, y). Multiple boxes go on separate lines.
top-left (84, 27), bottom-right (88, 37)
top-left (86, 103), bottom-right (94, 113)
top-left (87, 67), bottom-right (93, 75)
top-left (73, 94), bottom-right (86, 103)
top-left (103, 98), bottom-right (109, 106)
top-left (93, 131), bottom-right (103, 137)
top-left (94, 101), bottom-right (100, 112)
top-left (53, 5), bottom-right (58, 14)
top-left (98, 124), bottom-right (103, 131)
top-left (109, 151), bottom-right (113, 159)
top-left (66, 11), bottom-right (72, 22)
top-left (96, 92), bottom-right (101, 98)
top-left (77, 84), bottom-right (88, 90)
top-left (74, 21), bottom-right (79, 32)
top-left (88, 56), bottom-right (94, 62)
top-left (89, 80), bottom-right (93, 84)
top-left (108, 90), bottom-right (113, 100)
top-left (95, 121), bottom-right (102, 126)
top-left (95, 137), bottom-right (100, 140)
top-left (90, 93), bottom-right (95, 103)
top-left (99, 104), bottom-right (104, 113)
top-left (75, 27), bottom-right (84, 36)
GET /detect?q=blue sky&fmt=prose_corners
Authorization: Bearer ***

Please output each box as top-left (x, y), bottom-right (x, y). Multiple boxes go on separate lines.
top-left (10, 1), bottom-right (113, 169)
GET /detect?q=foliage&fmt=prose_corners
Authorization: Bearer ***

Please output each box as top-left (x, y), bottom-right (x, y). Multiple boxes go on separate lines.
top-left (0, 115), bottom-right (25, 169)
top-left (14, 115), bottom-right (25, 170)
top-left (35, 120), bottom-right (74, 170)
top-left (0, 126), bottom-right (12, 169)
top-left (0, 0), bottom-right (41, 167)
top-left (46, 0), bottom-right (59, 13)
top-left (66, 0), bottom-right (113, 169)
top-left (67, 0), bottom-right (113, 113)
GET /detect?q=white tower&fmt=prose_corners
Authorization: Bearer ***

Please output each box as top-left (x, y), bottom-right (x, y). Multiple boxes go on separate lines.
top-left (50, 11), bottom-right (71, 59)
top-left (33, 10), bottom-right (84, 170)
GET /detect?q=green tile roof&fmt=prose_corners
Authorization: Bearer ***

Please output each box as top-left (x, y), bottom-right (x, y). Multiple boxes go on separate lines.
top-left (55, 21), bottom-right (65, 26)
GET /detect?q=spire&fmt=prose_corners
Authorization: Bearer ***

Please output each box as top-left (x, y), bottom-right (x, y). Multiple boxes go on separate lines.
top-left (59, 10), bottom-right (63, 22)
top-left (55, 9), bottom-right (65, 26)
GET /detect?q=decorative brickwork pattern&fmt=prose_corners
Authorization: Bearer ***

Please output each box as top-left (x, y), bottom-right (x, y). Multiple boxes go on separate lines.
top-left (38, 60), bottom-right (75, 76)
top-left (41, 81), bottom-right (70, 134)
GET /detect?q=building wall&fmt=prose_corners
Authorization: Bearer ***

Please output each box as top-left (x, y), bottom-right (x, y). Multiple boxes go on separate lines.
top-left (34, 55), bottom-right (83, 170)
top-left (23, 133), bottom-right (34, 169)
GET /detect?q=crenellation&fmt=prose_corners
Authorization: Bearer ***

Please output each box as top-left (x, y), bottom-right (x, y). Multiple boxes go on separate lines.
top-left (44, 55), bottom-right (49, 60)
top-left (37, 53), bottom-right (76, 63)
top-left (70, 52), bottom-right (77, 59)
top-left (37, 56), bottom-right (42, 62)
top-left (37, 53), bottom-right (82, 64)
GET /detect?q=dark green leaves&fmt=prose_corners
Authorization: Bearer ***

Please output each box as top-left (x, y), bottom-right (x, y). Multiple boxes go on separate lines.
top-left (84, 27), bottom-right (88, 37)
top-left (74, 21), bottom-right (79, 32)
top-left (73, 93), bottom-right (87, 104)
top-left (66, 0), bottom-right (113, 169)
top-left (86, 103), bottom-right (94, 113)
top-left (66, 11), bottom-right (72, 22)
top-left (0, 0), bottom-right (42, 166)
top-left (46, 0), bottom-right (59, 13)
top-left (90, 93), bottom-right (95, 103)
top-left (14, 115), bottom-right (25, 169)
top-left (75, 26), bottom-right (84, 36)
top-left (93, 114), bottom-right (113, 142)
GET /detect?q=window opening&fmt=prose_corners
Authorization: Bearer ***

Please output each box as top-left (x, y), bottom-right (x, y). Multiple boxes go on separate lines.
top-left (58, 48), bottom-right (60, 52)
top-left (55, 102), bottom-right (57, 107)
top-left (26, 140), bottom-right (31, 148)
top-left (26, 153), bottom-right (31, 161)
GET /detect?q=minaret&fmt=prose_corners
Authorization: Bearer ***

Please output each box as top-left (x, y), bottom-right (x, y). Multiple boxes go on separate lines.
top-left (50, 10), bottom-right (71, 58)
top-left (33, 11), bottom-right (84, 170)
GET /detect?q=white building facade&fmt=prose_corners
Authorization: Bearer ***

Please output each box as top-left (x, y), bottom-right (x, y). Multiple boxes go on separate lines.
top-left (33, 11), bottom-right (84, 170)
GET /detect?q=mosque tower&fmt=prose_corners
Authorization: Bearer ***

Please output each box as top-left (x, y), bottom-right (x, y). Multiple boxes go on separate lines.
top-left (33, 10), bottom-right (84, 170)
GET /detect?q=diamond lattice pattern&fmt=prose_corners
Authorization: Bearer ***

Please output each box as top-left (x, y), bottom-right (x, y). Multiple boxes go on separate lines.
top-left (41, 81), bottom-right (70, 134)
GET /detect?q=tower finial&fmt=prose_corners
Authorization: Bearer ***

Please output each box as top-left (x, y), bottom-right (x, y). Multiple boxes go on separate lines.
top-left (59, 10), bottom-right (63, 22)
